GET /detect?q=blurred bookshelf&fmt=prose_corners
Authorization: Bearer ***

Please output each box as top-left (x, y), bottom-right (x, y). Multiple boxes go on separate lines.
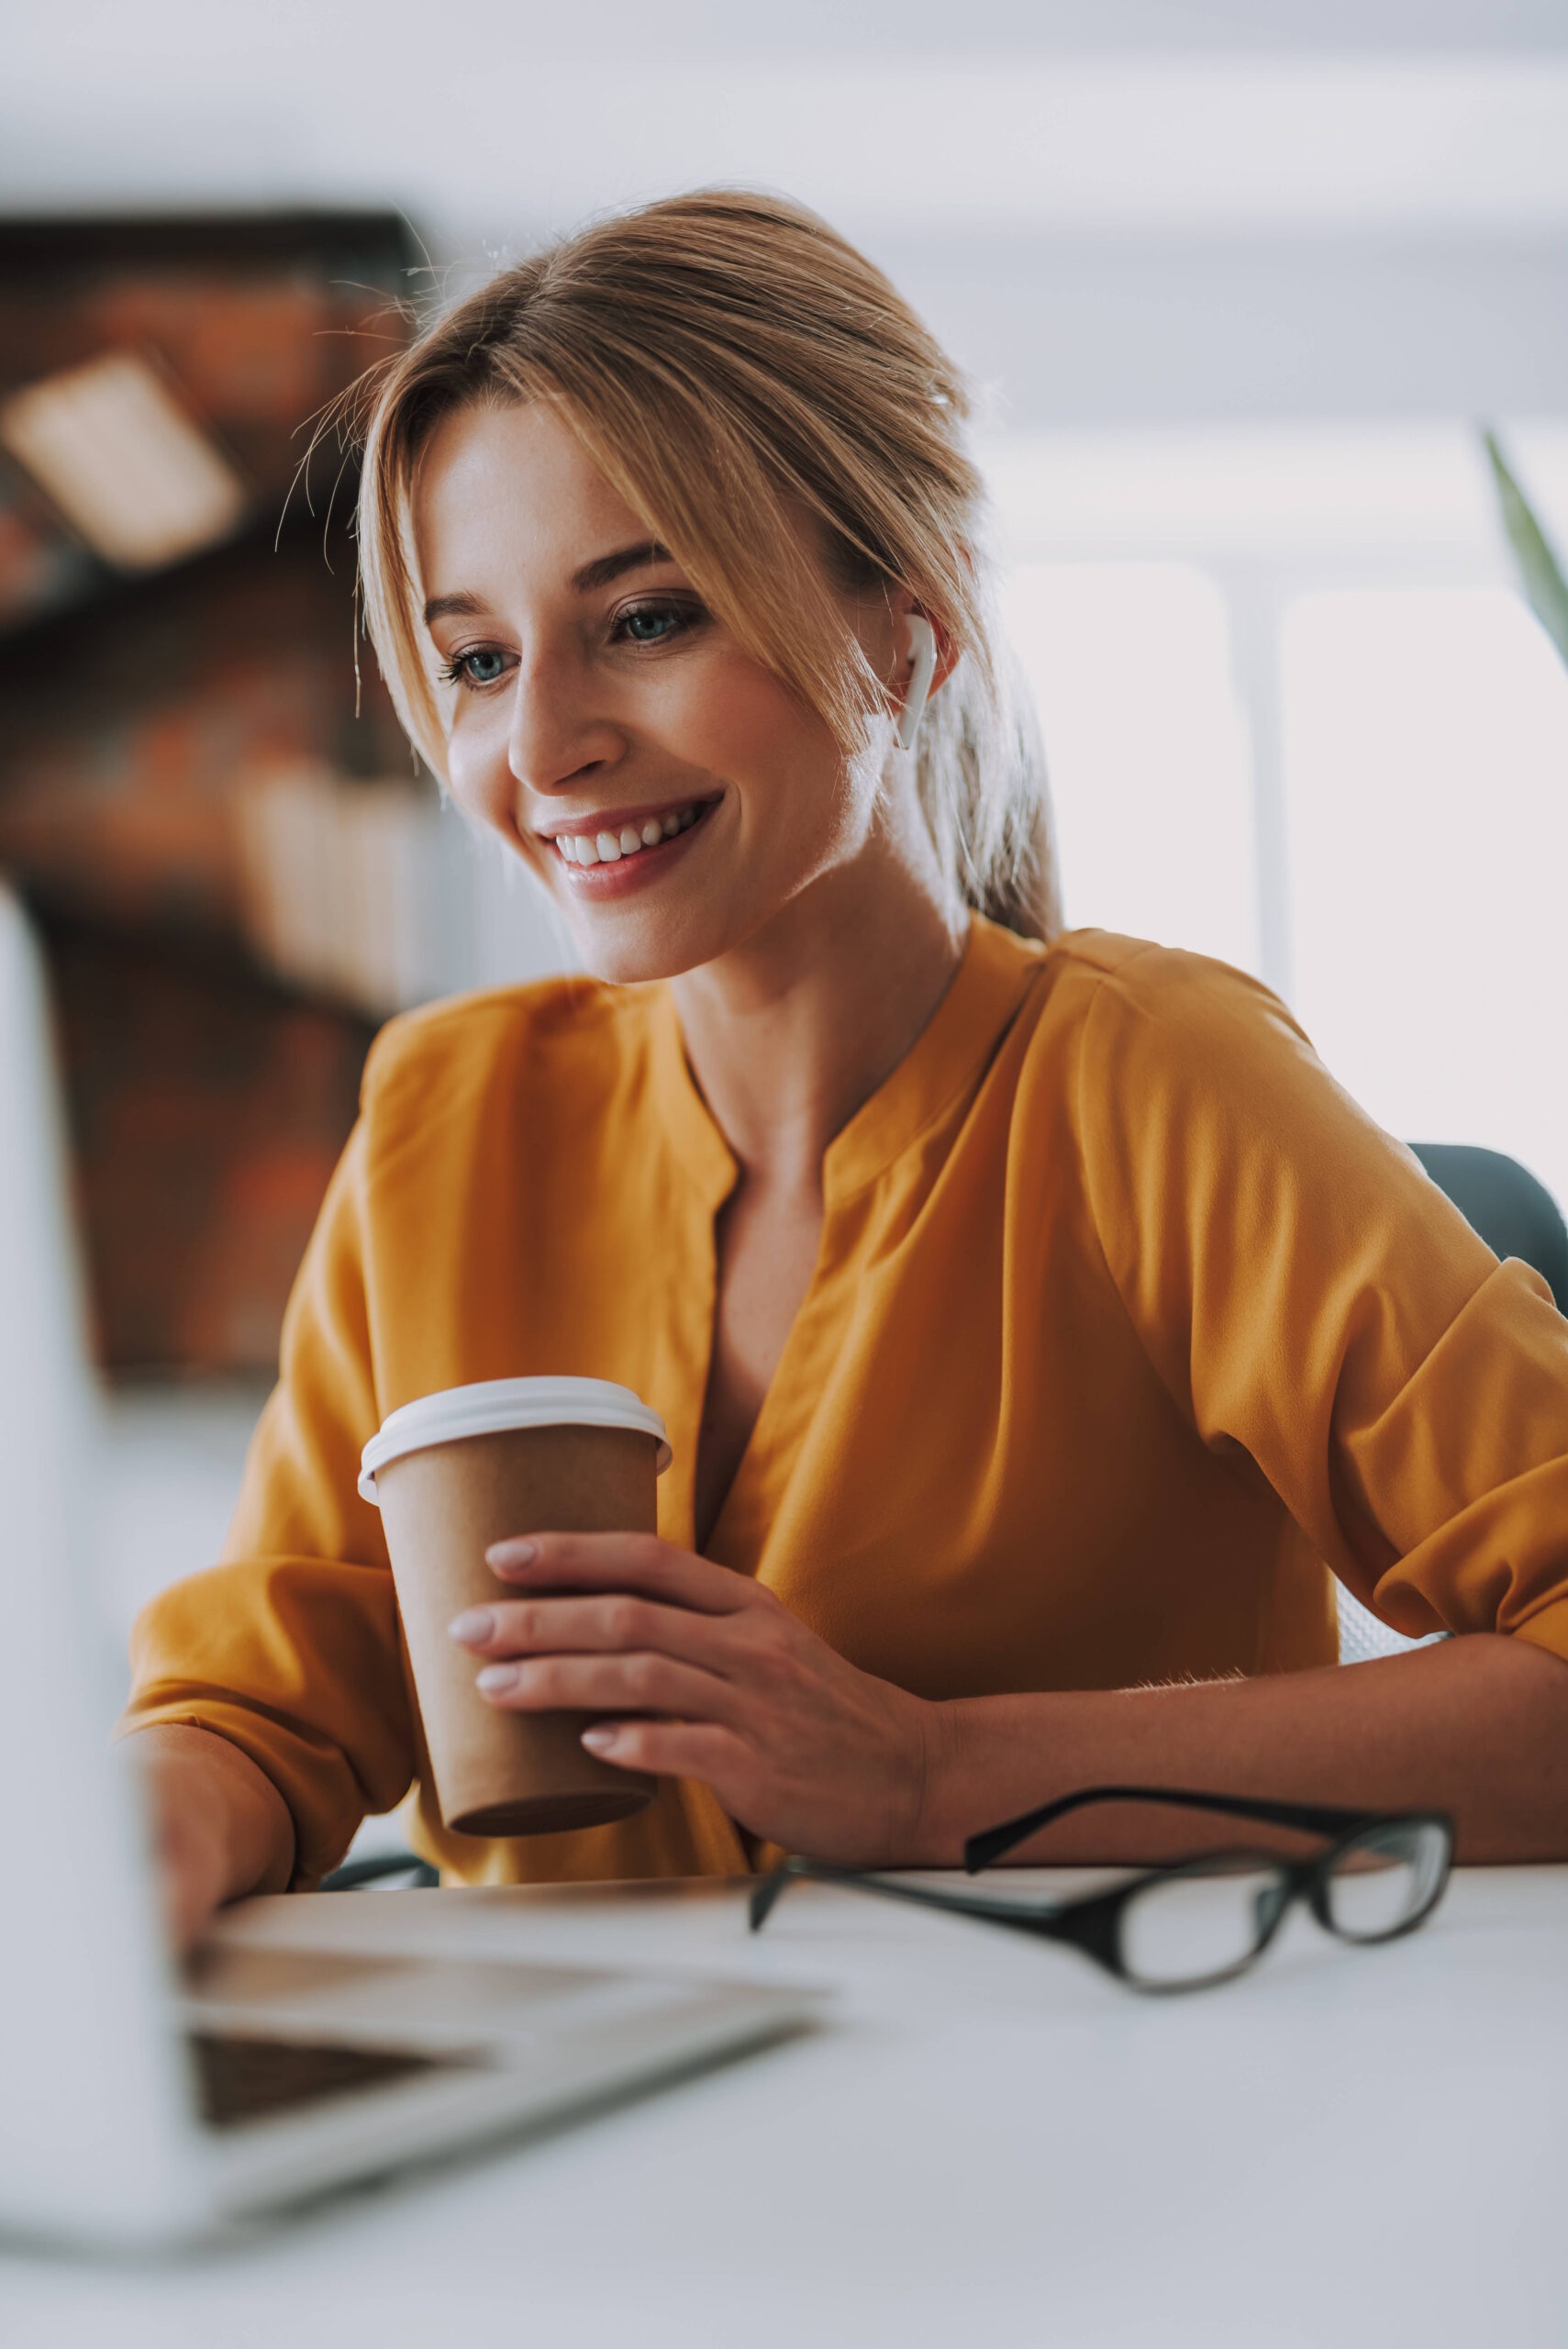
top-left (0, 209), bottom-right (571, 1381)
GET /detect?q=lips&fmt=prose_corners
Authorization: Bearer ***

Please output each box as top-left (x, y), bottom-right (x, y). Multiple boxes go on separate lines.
top-left (535, 792), bottom-right (721, 895)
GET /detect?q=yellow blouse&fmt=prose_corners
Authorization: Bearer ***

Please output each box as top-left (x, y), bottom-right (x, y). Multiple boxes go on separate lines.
top-left (123, 919), bottom-right (1568, 1887)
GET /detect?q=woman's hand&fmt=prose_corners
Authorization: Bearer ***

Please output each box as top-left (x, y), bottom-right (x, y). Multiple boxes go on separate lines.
top-left (448, 1535), bottom-right (936, 1865)
top-left (124, 1723), bottom-right (296, 1954)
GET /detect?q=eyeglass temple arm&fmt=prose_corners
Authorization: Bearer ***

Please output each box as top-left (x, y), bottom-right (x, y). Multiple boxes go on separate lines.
top-left (751, 1858), bottom-right (956, 1934)
top-left (749, 1859), bottom-right (808, 1932)
top-left (962, 1784), bottom-right (1380, 1875)
top-left (748, 1857), bottom-right (1067, 1938)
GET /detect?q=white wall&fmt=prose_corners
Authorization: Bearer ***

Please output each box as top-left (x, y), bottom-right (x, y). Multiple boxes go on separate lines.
top-left (6, 6), bottom-right (1568, 430)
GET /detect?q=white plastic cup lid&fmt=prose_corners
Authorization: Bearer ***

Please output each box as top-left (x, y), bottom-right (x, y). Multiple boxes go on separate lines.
top-left (359, 1375), bottom-right (672, 1505)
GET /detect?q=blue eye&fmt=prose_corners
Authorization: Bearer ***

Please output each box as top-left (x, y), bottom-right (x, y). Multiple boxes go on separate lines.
top-left (617, 603), bottom-right (692, 645)
top-left (439, 647), bottom-right (511, 691)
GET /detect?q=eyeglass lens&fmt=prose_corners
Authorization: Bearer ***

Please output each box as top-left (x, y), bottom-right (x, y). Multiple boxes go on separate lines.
top-left (1117, 1855), bottom-right (1291, 1989)
top-left (1320, 1820), bottom-right (1450, 1943)
top-left (1115, 1820), bottom-right (1450, 1988)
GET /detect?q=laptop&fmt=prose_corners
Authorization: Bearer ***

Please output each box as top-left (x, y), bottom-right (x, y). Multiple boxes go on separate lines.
top-left (0, 884), bottom-right (812, 2252)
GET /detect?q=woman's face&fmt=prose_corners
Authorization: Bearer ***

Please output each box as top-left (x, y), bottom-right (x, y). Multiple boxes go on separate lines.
top-left (413, 399), bottom-right (907, 984)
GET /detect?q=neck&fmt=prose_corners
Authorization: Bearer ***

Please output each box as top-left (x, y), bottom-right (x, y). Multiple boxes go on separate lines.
top-left (670, 805), bottom-right (969, 1197)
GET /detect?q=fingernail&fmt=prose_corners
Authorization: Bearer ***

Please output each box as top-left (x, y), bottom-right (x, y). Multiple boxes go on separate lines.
top-left (486, 1539), bottom-right (538, 1573)
top-left (448, 1608), bottom-right (495, 1643)
top-left (476, 1663), bottom-right (521, 1694)
top-left (581, 1726), bottom-right (618, 1754)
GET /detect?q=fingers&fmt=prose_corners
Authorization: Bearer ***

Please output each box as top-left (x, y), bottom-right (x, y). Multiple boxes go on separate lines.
top-left (450, 1590), bottom-right (739, 1674)
top-left (486, 1532), bottom-right (757, 1617)
top-left (473, 1648), bottom-right (746, 1727)
top-left (579, 1717), bottom-right (758, 1805)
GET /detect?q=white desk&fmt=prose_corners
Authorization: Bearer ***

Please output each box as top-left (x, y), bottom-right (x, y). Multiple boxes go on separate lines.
top-left (3, 1866), bottom-right (1565, 2348)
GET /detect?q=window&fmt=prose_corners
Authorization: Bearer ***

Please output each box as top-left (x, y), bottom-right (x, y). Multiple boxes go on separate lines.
top-left (1001, 562), bottom-right (1259, 975)
top-left (1284, 586), bottom-right (1568, 1208)
top-left (994, 425), bottom-right (1568, 1214)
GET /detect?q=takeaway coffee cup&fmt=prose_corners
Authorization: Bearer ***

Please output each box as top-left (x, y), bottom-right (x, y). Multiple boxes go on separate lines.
top-left (359, 1376), bottom-right (672, 1837)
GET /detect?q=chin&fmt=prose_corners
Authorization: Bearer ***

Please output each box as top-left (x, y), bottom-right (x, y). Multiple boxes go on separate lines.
top-left (562, 901), bottom-right (736, 986)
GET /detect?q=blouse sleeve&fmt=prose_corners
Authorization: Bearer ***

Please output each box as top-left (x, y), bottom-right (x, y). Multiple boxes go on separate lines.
top-left (118, 1106), bottom-right (413, 1887)
top-left (1074, 943), bottom-right (1568, 1667)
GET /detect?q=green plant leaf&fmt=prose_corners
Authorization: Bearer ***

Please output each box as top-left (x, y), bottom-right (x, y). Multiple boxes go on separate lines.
top-left (1484, 429), bottom-right (1568, 672)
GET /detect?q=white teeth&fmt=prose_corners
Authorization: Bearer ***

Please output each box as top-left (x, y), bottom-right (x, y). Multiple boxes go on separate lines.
top-left (552, 803), bottom-right (707, 868)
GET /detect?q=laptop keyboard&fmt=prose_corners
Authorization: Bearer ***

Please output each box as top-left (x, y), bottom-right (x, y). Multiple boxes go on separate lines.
top-left (188, 2032), bottom-right (467, 2130)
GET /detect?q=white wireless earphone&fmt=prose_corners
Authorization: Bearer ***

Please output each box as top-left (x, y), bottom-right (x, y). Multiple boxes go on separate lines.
top-left (896, 614), bottom-right (938, 751)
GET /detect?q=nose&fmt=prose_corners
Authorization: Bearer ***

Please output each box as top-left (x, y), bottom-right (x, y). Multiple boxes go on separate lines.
top-left (505, 642), bottom-right (626, 806)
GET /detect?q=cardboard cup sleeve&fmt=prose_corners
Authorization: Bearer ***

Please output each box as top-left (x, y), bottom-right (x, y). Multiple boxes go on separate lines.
top-left (375, 1422), bottom-right (661, 1837)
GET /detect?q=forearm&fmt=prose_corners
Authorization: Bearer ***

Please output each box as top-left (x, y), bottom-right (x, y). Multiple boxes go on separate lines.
top-left (917, 1633), bottom-right (1568, 1866)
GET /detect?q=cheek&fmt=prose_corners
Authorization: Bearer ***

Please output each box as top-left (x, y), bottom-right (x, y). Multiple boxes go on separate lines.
top-left (672, 659), bottom-right (847, 834)
top-left (443, 702), bottom-right (513, 824)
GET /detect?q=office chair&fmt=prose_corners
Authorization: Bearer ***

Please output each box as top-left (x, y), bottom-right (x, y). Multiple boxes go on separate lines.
top-left (319, 1851), bottom-right (439, 1891)
top-left (1407, 1143), bottom-right (1568, 1314)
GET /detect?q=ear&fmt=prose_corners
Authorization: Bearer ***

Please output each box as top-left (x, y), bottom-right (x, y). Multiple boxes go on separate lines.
top-left (888, 594), bottom-right (961, 751)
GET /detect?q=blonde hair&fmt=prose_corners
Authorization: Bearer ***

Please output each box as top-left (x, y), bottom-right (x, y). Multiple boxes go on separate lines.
top-left (353, 188), bottom-right (1060, 941)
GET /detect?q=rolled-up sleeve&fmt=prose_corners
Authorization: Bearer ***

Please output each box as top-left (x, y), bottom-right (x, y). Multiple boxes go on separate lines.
top-left (1077, 946), bottom-right (1568, 1669)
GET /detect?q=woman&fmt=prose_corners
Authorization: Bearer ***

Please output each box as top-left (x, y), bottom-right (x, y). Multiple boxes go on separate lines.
top-left (126, 191), bottom-right (1568, 1951)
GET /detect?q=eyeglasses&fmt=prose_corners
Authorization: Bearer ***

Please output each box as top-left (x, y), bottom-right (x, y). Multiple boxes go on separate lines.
top-left (749, 1786), bottom-right (1454, 1994)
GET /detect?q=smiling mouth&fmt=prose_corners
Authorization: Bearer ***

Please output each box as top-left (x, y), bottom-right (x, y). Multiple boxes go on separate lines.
top-left (541, 796), bottom-right (717, 866)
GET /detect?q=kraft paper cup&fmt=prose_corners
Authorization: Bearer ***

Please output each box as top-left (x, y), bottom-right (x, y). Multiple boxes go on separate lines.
top-left (360, 1377), bottom-right (672, 1837)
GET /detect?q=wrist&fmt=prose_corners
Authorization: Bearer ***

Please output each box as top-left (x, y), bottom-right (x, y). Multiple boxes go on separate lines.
top-left (907, 1694), bottom-right (968, 1865)
top-left (910, 1690), bottom-right (1084, 1865)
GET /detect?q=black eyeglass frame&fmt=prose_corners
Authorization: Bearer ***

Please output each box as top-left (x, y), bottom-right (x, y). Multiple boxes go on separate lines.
top-left (748, 1785), bottom-right (1455, 1994)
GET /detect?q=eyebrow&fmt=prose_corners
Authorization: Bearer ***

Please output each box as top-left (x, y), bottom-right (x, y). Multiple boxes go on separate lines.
top-left (571, 539), bottom-right (673, 594)
top-left (421, 540), bottom-right (674, 629)
top-left (422, 590), bottom-right (484, 626)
